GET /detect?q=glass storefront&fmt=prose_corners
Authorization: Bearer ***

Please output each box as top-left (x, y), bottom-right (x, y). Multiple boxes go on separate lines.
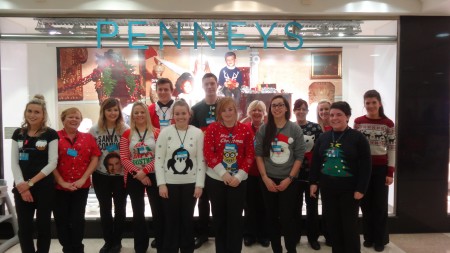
top-left (1, 17), bottom-right (399, 218)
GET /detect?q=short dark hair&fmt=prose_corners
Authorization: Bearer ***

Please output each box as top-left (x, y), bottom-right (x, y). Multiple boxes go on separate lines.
top-left (202, 73), bottom-right (217, 82)
top-left (293, 98), bottom-right (308, 111)
top-left (330, 101), bottom-right (352, 117)
top-left (103, 152), bottom-right (121, 168)
top-left (156, 78), bottom-right (174, 91)
top-left (225, 51), bottom-right (236, 59)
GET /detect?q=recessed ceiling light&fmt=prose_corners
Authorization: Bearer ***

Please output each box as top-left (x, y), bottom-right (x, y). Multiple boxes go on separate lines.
top-left (370, 54), bottom-right (379, 57)
top-left (436, 33), bottom-right (449, 38)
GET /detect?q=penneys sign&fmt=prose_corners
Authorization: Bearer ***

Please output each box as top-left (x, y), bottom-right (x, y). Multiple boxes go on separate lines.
top-left (97, 21), bottom-right (304, 50)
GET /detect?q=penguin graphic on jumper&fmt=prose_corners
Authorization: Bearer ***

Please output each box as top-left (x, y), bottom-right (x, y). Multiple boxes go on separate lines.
top-left (167, 147), bottom-right (193, 174)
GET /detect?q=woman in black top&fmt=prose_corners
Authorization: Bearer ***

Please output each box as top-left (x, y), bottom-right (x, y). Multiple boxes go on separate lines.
top-left (11, 95), bottom-right (59, 253)
top-left (310, 101), bottom-right (371, 253)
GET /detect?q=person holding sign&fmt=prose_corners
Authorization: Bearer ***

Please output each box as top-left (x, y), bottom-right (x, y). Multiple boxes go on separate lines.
top-left (155, 99), bottom-right (206, 253)
top-left (203, 97), bottom-right (254, 253)
top-left (53, 107), bottom-right (101, 253)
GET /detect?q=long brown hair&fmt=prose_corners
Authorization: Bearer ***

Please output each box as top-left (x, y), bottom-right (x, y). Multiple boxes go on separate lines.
top-left (363, 89), bottom-right (386, 118)
top-left (97, 98), bottom-right (126, 134)
top-left (262, 95), bottom-right (291, 157)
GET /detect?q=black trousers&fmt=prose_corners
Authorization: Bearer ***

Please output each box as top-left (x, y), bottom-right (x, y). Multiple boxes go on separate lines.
top-left (13, 178), bottom-right (54, 253)
top-left (361, 165), bottom-right (389, 245)
top-left (297, 180), bottom-right (320, 243)
top-left (54, 188), bottom-right (89, 253)
top-left (321, 187), bottom-right (361, 253)
top-left (206, 176), bottom-right (246, 253)
top-left (92, 172), bottom-right (127, 247)
top-left (127, 173), bottom-right (164, 253)
top-left (261, 178), bottom-right (299, 253)
top-left (162, 183), bottom-right (197, 253)
top-left (196, 182), bottom-right (210, 237)
top-left (244, 175), bottom-right (268, 241)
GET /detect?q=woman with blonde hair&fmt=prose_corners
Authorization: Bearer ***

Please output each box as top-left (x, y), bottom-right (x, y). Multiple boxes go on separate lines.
top-left (119, 101), bottom-right (162, 253)
top-left (317, 100), bottom-right (332, 132)
top-left (204, 97), bottom-right (255, 253)
top-left (54, 107), bottom-right (101, 253)
top-left (11, 94), bottom-right (59, 253)
top-left (89, 98), bottom-right (129, 253)
top-left (242, 100), bottom-right (270, 247)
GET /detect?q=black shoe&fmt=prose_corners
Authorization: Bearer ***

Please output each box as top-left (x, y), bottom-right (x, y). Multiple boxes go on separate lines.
top-left (244, 236), bottom-right (256, 247)
top-left (374, 244), bottom-right (385, 252)
top-left (194, 235), bottom-right (208, 249)
top-left (110, 244), bottom-right (122, 253)
top-left (309, 241), bottom-right (321, 250)
top-left (363, 241), bottom-right (374, 248)
top-left (99, 243), bottom-right (110, 253)
top-left (151, 239), bottom-right (157, 248)
top-left (258, 238), bottom-right (270, 248)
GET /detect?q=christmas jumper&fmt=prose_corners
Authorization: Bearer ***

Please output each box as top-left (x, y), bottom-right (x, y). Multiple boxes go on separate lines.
top-left (298, 121), bottom-right (322, 180)
top-left (56, 130), bottom-right (102, 190)
top-left (218, 66), bottom-right (243, 89)
top-left (255, 121), bottom-right (306, 179)
top-left (11, 128), bottom-right (59, 184)
top-left (119, 128), bottom-right (159, 185)
top-left (191, 99), bottom-right (218, 131)
top-left (244, 122), bottom-right (262, 177)
top-left (148, 100), bottom-right (175, 130)
top-left (155, 125), bottom-right (206, 188)
top-left (203, 121), bottom-right (254, 182)
top-left (354, 116), bottom-right (396, 177)
top-left (309, 128), bottom-right (372, 194)
top-left (90, 124), bottom-right (129, 176)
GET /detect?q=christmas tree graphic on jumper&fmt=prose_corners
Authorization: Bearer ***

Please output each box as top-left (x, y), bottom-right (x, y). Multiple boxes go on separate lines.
top-left (322, 143), bottom-right (353, 177)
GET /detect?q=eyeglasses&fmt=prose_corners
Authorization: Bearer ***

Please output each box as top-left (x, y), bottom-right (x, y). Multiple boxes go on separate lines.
top-left (271, 103), bottom-right (285, 108)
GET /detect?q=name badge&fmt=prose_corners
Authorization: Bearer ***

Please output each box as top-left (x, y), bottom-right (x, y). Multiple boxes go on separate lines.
top-left (106, 144), bottom-right (118, 152)
top-left (272, 144), bottom-right (282, 152)
top-left (137, 146), bottom-right (148, 154)
top-left (206, 117), bottom-right (216, 125)
top-left (160, 119), bottom-right (170, 127)
top-left (67, 148), bottom-right (78, 157)
top-left (176, 150), bottom-right (188, 159)
top-left (19, 152), bottom-right (29, 161)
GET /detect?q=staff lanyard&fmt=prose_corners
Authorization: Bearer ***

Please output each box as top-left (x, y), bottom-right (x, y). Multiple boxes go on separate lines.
top-left (224, 123), bottom-right (235, 143)
top-left (136, 128), bottom-right (148, 143)
top-left (160, 106), bottom-right (170, 120)
top-left (175, 126), bottom-right (188, 148)
top-left (273, 122), bottom-right (287, 145)
top-left (106, 128), bottom-right (116, 139)
top-left (332, 127), bottom-right (349, 145)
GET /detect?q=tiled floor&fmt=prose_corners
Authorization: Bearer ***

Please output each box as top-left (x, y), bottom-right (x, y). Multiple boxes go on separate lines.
top-left (4, 234), bottom-right (450, 253)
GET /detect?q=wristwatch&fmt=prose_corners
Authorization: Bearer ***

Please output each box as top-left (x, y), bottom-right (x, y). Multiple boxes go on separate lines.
top-left (27, 179), bottom-right (34, 187)
top-left (288, 175), bottom-right (295, 182)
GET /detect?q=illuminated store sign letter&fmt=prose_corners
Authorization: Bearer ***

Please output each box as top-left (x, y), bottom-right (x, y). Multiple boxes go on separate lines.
top-left (255, 22), bottom-right (277, 49)
top-left (97, 21), bottom-right (119, 48)
top-left (194, 22), bottom-right (216, 49)
top-left (228, 22), bottom-right (248, 50)
top-left (284, 21), bottom-right (303, 50)
top-left (160, 22), bottom-right (181, 49)
top-left (128, 21), bottom-right (149, 50)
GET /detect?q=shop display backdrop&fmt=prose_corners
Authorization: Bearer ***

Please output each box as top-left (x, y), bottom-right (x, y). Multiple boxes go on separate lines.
top-left (57, 46), bottom-right (343, 132)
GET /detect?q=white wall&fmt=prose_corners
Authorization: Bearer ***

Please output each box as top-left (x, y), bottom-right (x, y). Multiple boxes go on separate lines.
top-left (1, 19), bottom-right (28, 193)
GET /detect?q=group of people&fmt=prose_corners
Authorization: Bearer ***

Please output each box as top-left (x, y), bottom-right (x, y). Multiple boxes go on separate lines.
top-left (11, 72), bottom-right (395, 253)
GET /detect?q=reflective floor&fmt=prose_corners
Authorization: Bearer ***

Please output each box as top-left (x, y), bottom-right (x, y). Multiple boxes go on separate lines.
top-left (4, 234), bottom-right (450, 253)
